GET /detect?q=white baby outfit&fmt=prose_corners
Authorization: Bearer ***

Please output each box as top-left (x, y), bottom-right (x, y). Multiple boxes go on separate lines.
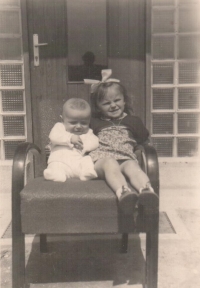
top-left (43, 122), bottom-right (99, 182)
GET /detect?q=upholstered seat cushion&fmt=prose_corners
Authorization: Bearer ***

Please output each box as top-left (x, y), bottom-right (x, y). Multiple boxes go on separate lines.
top-left (21, 177), bottom-right (135, 234)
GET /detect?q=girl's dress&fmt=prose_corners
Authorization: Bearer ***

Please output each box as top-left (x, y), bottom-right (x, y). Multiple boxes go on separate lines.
top-left (90, 114), bottom-right (149, 162)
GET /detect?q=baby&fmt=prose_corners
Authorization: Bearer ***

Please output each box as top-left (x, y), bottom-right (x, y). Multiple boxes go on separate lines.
top-left (43, 98), bottom-right (99, 182)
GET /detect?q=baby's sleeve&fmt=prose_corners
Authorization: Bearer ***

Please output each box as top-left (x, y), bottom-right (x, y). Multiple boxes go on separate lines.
top-left (81, 129), bottom-right (99, 153)
top-left (49, 123), bottom-right (74, 148)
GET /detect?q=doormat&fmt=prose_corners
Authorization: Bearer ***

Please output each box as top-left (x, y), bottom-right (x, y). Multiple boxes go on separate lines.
top-left (1, 212), bottom-right (175, 239)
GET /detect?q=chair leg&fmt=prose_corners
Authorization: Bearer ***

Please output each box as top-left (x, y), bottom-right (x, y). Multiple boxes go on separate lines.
top-left (145, 224), bottom-right (159, 288)
top-left (120, 233), bottom-right (128, 253)
top-left (12, 232), bottom-right (25, 288)
top-left (40, 234), bottom-right (48, 253)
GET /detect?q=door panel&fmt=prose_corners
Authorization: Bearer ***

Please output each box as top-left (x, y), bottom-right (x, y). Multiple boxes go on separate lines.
top-left (108, 0), bottom-right (146, 120)
top-left (26, 0), bottom-right (146, 174)
top-left (27, 0), bottom-right (68, 173)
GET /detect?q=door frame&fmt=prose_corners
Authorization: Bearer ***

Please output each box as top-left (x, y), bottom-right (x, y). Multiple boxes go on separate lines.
top-left (20, 0), bottom-right (33, 142)
top-left (145, 0), bottom-right (152, 132)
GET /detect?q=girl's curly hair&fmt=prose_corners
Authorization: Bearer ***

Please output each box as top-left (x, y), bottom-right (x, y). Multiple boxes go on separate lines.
top-left (90, 82), bottom-right (134, 118)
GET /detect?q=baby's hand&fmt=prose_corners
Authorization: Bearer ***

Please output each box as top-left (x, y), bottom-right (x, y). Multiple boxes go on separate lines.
top-left (71, 134), bottom-right (83, 150)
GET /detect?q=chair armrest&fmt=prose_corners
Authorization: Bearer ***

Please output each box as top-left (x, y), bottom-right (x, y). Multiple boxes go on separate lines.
top-left (12, 142), bottom-right (41, 194)
top-left (12, 142), bottom-right (41, 241)
top-left (141, 143), bottom-right (159, 196)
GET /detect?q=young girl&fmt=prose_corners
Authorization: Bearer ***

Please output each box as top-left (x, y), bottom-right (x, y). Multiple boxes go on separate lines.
top-left (85, 71), bottom-right (159, 215)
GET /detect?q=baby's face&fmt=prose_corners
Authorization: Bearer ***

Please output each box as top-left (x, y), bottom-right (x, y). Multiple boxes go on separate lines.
top-left (62, 106), bottom-right (90, 135)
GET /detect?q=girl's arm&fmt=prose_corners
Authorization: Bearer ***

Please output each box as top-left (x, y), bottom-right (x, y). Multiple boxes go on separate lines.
top-left (49, 123), bottom-right (74, 147)
top-left (131, 116), bottom-right (149, 144)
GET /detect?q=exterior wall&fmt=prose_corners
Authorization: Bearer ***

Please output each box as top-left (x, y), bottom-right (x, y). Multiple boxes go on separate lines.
top-left (149, 0), bottom-right (200, 158)
top-left (0, 0), bottom-right (27, 193)
top-left (0, 0), bottom-right (27, 161)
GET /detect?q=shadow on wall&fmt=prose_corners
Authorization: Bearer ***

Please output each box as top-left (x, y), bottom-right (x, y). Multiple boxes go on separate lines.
top-left (68, 51), bottom-right (107, 81)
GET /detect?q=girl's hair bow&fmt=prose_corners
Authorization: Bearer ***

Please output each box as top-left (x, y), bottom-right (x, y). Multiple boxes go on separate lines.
top-left (84, 69), bottom-right (120, 93)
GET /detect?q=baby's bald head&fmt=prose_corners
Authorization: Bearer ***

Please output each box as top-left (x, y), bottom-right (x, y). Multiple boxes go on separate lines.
top-left (61, 98), bottom-right (91, 134)
top-left (63, 98), bottom-right (91, 116)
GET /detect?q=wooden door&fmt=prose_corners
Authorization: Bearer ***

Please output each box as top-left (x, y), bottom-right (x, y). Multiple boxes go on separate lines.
top-left (24, 0), bottom-right (92, 172)
top-left (23, 0), bottom-right (147, 173)
top-left (25, 0), bottom-right (68, 171)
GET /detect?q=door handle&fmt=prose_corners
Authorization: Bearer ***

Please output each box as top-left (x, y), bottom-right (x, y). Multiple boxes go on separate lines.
top-left (33, 34), bottom-right (48, 66)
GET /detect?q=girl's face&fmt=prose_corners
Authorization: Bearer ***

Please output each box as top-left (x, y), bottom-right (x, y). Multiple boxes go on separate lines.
top-left (97, 85), bottom-right (125, 119)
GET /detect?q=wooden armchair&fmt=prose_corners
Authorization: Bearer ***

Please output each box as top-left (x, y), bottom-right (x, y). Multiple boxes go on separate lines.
top-left (12, 142), bottom-right (159, 288)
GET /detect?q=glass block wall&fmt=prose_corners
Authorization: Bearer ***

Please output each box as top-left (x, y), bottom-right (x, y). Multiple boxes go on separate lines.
top-left (0, 0), bottom-right (26, 160)
top-left (151, 0), bottom-right (200, 157)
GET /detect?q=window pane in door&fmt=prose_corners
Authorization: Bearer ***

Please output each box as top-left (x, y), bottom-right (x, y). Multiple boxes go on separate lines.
top-left (0, 11), bottom-right (20, 34)
top-left (178, 138), bottom-right (199, 157)
top-left (2, 90), bottom-right (24, 111)
top-left (153, 36), bottom-right (174, 59)
top-left (3, 116), bottom-right (25, 136)
top-left (0, 64), bottom-right (23, 86)
top-left (178, 88), bottom-right (200, 109)
top-left (4, 140), bottom-right (24, 160)
top-left (179, 7), bottom-right (200, 32)
top-left (178, 113), bottom-right (199, 133)
top-left (179, 62), bottom-right (200, 84)
top-left (153, 113), bottom-right (174, 134)
top-left (153, 63), bottom-right (174, 84)
top-left (178, 36), bottom-right (200, 59)
top-left (152, 137), bottom-right (173, 157)
top-left (67, 0), bottom-right (107, 81)
top-left (152, 9), bottom-right (175, 33)
top-left (152, 88), bottom-right (174, 109)
top-left (0, 38), bottom-right (22, 60)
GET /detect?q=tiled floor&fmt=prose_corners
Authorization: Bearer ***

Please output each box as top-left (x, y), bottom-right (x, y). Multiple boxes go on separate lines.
top-left (0, 193), bottom-right (11, 240)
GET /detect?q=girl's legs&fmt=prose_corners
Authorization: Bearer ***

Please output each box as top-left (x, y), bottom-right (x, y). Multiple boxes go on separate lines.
top-left (94, 158), bottom-right (127, 191)
top-left (120, 160), bottom-right (159, 214)
top-left (94, 158), bottom-right (138, 214)
top-left (120, 160), bottom-right (149, 191)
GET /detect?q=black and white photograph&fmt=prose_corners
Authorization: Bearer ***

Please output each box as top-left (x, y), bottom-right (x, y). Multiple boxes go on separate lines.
top-left (0, 0), bottom-right (200, 287)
